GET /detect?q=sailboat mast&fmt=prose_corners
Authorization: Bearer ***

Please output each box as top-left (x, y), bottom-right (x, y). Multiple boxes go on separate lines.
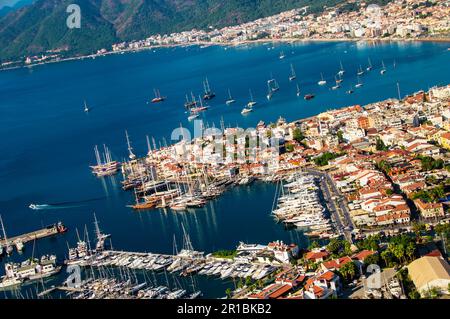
top-left (205, 77), bottom-right (210, 92)
top-left (125, 130), bottom-right (135, 159)
top-left (0, 214), bottom-right (8, 247)
top-left (146, 135), bottom-right (152, 157)
top-left (94, 145), bottom-right (101, 165)
top-left (93, 212), bottom-right (101, 241)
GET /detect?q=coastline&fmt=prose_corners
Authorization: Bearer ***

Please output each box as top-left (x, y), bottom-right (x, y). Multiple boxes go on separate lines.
top-left (2, 36), bottom-right (449, 72)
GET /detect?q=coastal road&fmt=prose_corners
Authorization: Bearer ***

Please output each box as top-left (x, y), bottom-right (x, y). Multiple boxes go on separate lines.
top-left (303, 168), bottom-right (354, 242)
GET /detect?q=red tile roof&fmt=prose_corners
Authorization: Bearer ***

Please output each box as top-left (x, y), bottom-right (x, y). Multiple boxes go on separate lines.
top-left (321, 256), bottom-right (353, 270)
top-left (352, 250), bottom-right (377, 261)
top-left (305, 251), bottom-right (329, 261)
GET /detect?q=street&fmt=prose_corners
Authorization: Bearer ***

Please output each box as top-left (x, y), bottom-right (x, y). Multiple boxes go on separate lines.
top-left (303, 167), bottom-right (355, 242)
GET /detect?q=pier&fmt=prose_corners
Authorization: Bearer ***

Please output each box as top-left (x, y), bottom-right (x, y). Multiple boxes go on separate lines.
top-left (67, 248), bottom-right (281, 282)
top-left (0, 222), bottom-right (67, 247)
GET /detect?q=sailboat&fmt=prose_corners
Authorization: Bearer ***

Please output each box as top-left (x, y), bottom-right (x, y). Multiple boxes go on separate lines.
top-left (90, 144), bottom-right (120, 177)
top-left (151, 89), bottom-right (165, 103)
top-left (366, 57), bottom-right (373, 71)
top-left (241, 106), bottom-right (253, 115)
top-left (289, 63), bottom-right (297, 81)
top-left (296, 83), bottom-right (301, 97)
top-left (247, 89), bottom-right (257, 107)
top-left (267, 82), bottom-right (273, 100)
top-left (332, 75), bottom-right (341, 90)
top-left (270, 78), bottom-right (279, 92)
top-left (380, 60), bottom-right (387, 75)
top-left (225, 89), bottom-right (235, 105)
top-left (357, 65), bottom-right (364, 76)
top-left (202, 77), bottom-right (215, 100)
top-left (93, 213), bottom-right (110, 252)
top-left (318, 73), bottom-right (327, 86)
top-left (304, 93), bottom-right (315, 100)
top-left (188, 94), bottom-right (208, 114)
top-left (195, 95), bottom-right (208, 112)
top-left (267, 77), bottom-right (279, 100)
top-left (184, 92), bottom-right (197, 109)
top-left (346, 85), bottom-right (354, 94)
top-left (188, 113), bottom-right (199, 121)
top-left (0, 215), bottom-right (12, 256)
top-left (338, 61), bottom-right (345, 76)
top-left (83, 100), bottom-right (90, 113)
top-left (130, 188), bottom-right (158, 210)
top-left (355, 76), bottom-right (363, 88)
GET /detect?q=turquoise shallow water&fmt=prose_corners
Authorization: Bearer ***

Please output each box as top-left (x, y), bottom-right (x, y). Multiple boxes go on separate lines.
top-left (0, 41), bottom-right (449, 298)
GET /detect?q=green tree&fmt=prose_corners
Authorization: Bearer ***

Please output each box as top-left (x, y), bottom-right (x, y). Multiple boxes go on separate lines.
top-left (412, 185), bottom-right (445, 202)
top-left (308, 241), bottom-right (320, 250)
top-left (314, 152), bottom-right (344, 167)
top-left (418, 155), bottom-right (444, 171)
top-left (381, 250), bottom-right (394, 267)
top-left (412, 222), bottom-right (426, 240)
top-left (292, 128), bottom-right (305, 143)
top-left (363, 253), bottom-right (380, 266)
top-left (225, 288), bottom-right (232, 298)
top-left (356, 235), bottom-right (380, 251)
top-left (387, 234), bottom-right (416, 265)
top-left (406, 242), bottom-right (416, 262)
top-left (376, 160), bottom-right (392, 173)
top-left (339, 261), bottom-right (358, 282)
top-left (327, 238), bottom-right (351, 257)
top-left (409, 290), bottom-right (421, 299)
top-left (285, 143), bottom-right (294, 152)
top-left (424, 286), bottom-right (440, 299)
top-left (376, 138), bottom-right (388, 151)
top-left (337, 130), bottom-right (344, 143)
top-left (391, 244), bottom-right (406, 263)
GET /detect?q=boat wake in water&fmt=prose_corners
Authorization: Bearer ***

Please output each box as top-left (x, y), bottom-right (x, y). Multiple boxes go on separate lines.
top-left (29, 203), bottom-right (82, 210)
top-left (29, 196), bottom-right (107, 210)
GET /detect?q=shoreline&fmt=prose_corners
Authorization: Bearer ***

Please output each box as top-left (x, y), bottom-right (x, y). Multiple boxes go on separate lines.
top-left (1, 36), bottom-right (449, 72)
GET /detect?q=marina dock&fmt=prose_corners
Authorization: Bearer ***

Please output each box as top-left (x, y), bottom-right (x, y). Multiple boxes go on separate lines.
top-left (67, 248), bottom-right (281, 282)
top-left (0, 222), bottom-right (67, 248)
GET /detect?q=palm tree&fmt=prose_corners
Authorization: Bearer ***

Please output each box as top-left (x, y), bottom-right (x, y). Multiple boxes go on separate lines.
top-left (340, 262), bottom-right (357, 282)
top-left (406, 242), bottom-right (416, 261)
top-left (392, 244), bottom-right (406, 264)
top-left (381, 250), bottom-right (393, 267)
top-left (412, 222), bottom-right (425, 241)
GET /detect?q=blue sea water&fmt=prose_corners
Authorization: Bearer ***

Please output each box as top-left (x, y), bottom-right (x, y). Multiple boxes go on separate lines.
top-left (0, 41), bottom-right (449, 298)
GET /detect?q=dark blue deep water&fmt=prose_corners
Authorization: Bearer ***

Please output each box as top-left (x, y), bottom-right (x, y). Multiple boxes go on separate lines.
top-left (0, 41), bottom-right (449, 298)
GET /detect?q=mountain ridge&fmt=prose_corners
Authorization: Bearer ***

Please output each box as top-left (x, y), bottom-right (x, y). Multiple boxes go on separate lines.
top-left (0, 0), bottom-right (350, 61)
